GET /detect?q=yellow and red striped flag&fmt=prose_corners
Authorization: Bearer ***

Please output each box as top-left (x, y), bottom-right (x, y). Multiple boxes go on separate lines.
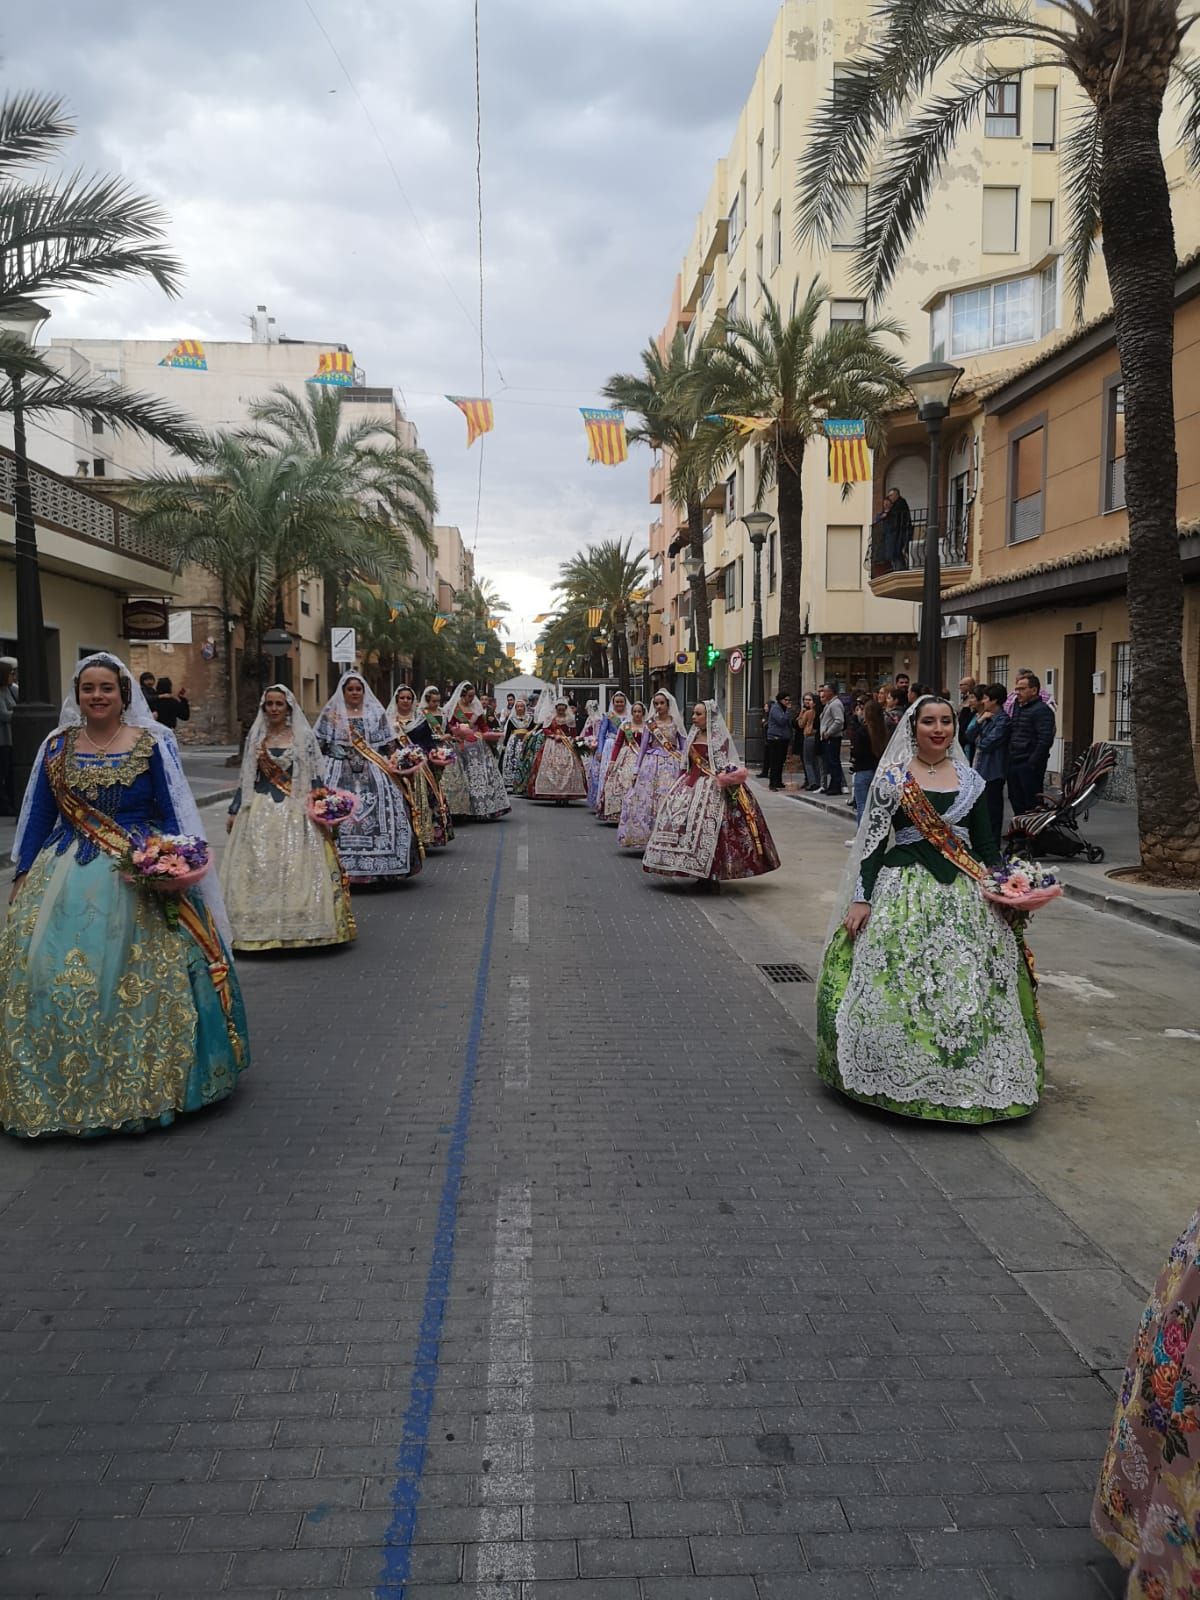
top-left (586, 607), bottom-right (603, 629)
top-left (159, 338), bottom-right (207, 371)
top-left (824, 418), bottom-right (870, 483)
top-left (581, 407), bottom-right (628, 466)
top-left (432, 614), bottom-right (453, 635)
top-left (724, 414), bottom-right (774, 436)
top-left (309, 350), bottom-right (355, 387)
top-left (447, 396), bottom-right (495, 448)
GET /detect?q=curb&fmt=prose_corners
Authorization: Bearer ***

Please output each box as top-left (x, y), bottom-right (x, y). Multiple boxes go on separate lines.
top-left (771, 782), bottom-right (1200, 949)
top-left (195, 786), bottom-right (236, 811)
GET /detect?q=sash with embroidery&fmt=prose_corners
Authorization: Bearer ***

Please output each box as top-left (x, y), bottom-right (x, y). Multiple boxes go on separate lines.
top-left (693, 743), bottom-right (766, 858)
top-left (44, 735), bottom-right (244, 1061)
top-left (349, 731), bottom-right (425, 860)
top-left (897, 774), bottom-right (989, 884)
top-left (257, 744), bottom-right (292, 795)
top-left (647, 723), bottom-right (683, 762)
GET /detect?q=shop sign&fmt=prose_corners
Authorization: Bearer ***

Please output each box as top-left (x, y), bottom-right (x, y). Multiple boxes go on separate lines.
top-left (121, 598), bottom-right (169, 640)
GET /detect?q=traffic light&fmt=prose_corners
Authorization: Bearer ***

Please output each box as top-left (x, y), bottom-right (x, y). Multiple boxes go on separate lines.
top-left (705, 643), bottom-right (721, 668)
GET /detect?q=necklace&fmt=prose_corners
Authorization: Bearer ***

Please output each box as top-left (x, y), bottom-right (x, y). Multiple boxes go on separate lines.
top-left (920, 752), bottom-right (950, 776)
top-left (79, 721), bottom-right (125, 755)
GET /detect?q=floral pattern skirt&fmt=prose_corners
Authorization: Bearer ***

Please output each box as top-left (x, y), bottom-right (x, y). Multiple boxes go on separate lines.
top-left (616, 748), bottom-right (682, 850)
top-left (599, 746), bottom-right (638, 824)
top-left (816, 867), bottom-right (1043, 1124)
top-left (529, 737), bottom-right (587, 800)
top-left (1094, 1208), bottom-right (1200, 1596)
top-left (0, 850), bottom-right (248, 1137)
top-left (459, 741), bottom-right (511, 819)
top-left (322, 754), bottom-right (420, 881)
top-left (501, 733), bottom-right (529, 790)
top-left (221, 793), bottom-right (355, 950)
top-left (643, 775), bottom-right (781, 881)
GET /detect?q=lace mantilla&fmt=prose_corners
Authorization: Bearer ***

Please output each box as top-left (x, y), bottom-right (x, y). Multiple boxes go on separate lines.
top-left (63, 728), bottom-right (154, 797)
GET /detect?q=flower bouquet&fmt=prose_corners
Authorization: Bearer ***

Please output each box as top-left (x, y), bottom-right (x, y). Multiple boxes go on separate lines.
top-left (574, 737), bottom-right (597, 755)
top-left (307, 786), bottom-right (359, 828)
top-left (982, 855), bottom-right (1063, 912)
top-left (482, 727), bottom-right (502, 744)
top-left (120, 831), bottom-right (210, 893)
top-left (427, 744), bottom-right (457, 768)
top-left (715, 764), bottom-right (750, 789)
top-left (392, 746), bottom-right (426, 773)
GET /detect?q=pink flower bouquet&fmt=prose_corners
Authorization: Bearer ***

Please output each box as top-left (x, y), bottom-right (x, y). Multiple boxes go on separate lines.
top-left (392, 747), bottom-right (426, 773)
top-left (120, 831), bottom-right (210, 893)
top-left (981, 855), bottom-right (1063, 912)
top-left (716, 764), bottom-right (750, 789)
top-left (307, 787), bottom-right (359, 828)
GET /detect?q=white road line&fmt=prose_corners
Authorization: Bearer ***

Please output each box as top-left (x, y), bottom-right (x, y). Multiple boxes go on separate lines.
top-left (472, 1180), bottom-right (535, 1586)
top-left (502, 976), bottom-right (531, 1092)
top-left (512, 892), bottom-right (529, 946)
top-left (516, 843), bottom-right (529, 874)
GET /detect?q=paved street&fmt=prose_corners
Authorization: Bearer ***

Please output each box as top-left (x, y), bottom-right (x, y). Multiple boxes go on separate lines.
top-left (0, 793), bottom-right (1159, 1598)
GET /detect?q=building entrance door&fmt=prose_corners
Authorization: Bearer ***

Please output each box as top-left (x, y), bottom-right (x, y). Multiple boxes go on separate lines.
top-left (1064, 631), bottom-right (1096, 769)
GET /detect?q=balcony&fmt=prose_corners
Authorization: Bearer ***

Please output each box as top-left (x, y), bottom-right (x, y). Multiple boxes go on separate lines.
top-left (868, 507), bottom-right (971, 601)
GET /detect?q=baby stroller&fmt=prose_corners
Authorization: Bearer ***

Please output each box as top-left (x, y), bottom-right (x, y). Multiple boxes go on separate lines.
top-left (1005, 741), bottom-right (1118, 863)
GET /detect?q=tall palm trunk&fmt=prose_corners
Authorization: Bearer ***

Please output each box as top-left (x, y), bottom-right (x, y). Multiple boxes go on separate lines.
top-left (322, 567), bottom-right (340, 696)
top-left (687, 499), bottom-right (714, 698)
top-left (776, 442), bottom-right (806, 701)
top-left (614, 606), bottom-right (631, 696)
top-left (1099, 83), bottom-right (1200, 876)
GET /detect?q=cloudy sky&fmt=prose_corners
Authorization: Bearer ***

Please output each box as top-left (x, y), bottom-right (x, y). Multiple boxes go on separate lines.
top-left (3, 0), bottom-right (783, 659)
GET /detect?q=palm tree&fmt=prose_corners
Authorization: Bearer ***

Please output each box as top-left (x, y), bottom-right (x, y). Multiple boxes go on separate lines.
top-left (604, 331), bottom-right (733, 697)
top-left (243, 382), bottom-right (437, 688)
top-left (555, 538), bottom-right (649, 695)
top-left (128, 436), bottom-right (412, 730)
top-left (795, 1), bottom-right (1200, 876)
top-left (691, 281), bottom-right (907, 702)
top-left (0, 91), bottom-right (201, 451)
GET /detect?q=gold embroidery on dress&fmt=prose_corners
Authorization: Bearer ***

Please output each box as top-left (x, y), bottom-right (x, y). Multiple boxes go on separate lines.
top-left (63, 727), bottom-right (154, 798)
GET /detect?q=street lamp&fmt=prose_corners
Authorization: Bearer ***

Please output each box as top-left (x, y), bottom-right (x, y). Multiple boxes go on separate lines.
top-left (741, 510), bottom-right (774, 771)
top-left (3, 299), bottom-right (55, 804)
top-left (904, 360), bottom-right (964, 691)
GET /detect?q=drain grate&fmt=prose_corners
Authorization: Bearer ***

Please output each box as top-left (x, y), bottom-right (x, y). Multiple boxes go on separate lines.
top-left (758, 962), bottom-right (812, 983)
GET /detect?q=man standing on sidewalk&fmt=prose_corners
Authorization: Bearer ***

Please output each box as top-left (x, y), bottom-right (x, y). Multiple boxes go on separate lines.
top-left (1007, 671), bottom-right (1056, 816)
top-left (818, 682), bottom-right (845, 795)
top-left (764, 692), bottom-right (794, 791)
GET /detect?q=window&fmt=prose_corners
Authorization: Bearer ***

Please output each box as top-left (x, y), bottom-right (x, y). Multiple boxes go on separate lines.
top-left (1105, 380), bottom-right (1126, 511)
top-left (299, 582), bottom-right (311, 617)
top-left (982, 186), bottom-right (1019, 253)
top-left (771, 204), bottom-right (782, 270)
top-left (737, 554), bottom-right (744, 609)
top-left (727, 193), bottom-right (740, 249)
top-left (826, 525), bottom-right (862, 590)
top-left (723, 564), bottom-right (737, 608)
top-left (739, 271), bottom-right (747, 319)
top-left (98, 366), bottom-right (119, 383)
top-left (1009, 422), bottom-right (1045, 542)
top-left (724, 473), bottom-right (737, 521)
top-left (830, 298), bottom-right (865, 329)
top-left (1040, 259), bottom-right (1059, 332)
top-left (726, 287), bottom-right (739, 323)
top-left (767, 530), bottom-right (777, 594)
top-left (832, 63), bottom-right (854, 102)
top-left (700, 272), bottom-right (715, 308)
top-left (1031, 199), bottom-right (1055, 254)
top-left (739, 173), bottom-right (747, 232)
top-left (1033, 85), bottom-right (1058, 150)
top-left (756, 132), bottom-right (765, 193)
top-left (1111, 641), bottom-right (1132, 741)
top-left (92, 458), bottom-right (106, 478)
top-left (987, 654), bottom-right (1010, 688)
top-left (754, 236), bottom-right (764, 294)
top-left (992, 275), bottom-right (1037, 346)
top-left (932, 261), bottom-right (1058, 358)
top-left (985, 76), bottom-right (1020, 137)
top-left (832, 183), bottom-right (867, 250)
top-left (90, 414), bottom-right (104, 436)
top-left (772, 89), bottom-right (782, 157)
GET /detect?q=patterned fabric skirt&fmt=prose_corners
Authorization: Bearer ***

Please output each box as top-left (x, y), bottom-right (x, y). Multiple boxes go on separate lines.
top-left (616, 747), bottom-right (682, 850)
top-left (322, 753), bottom-right (420, 881)
top-left (501, 733), bottom-right (529, 791)
top-left (816, 867), bottom-right (1043, 1124)
top-left (220, 793), bottom-right (355, 951)
top-left (585, 748), bottom-right (605, 810)
top-left (403, 769), bottom-right (435, 850)
top-left (0, 850), bottom-right (248, 1138)
top-left (529, 737), bottom-right (587, 801)
top-left (1094, 1207), bottom-right (1200, 1595)
top-left (643, 774), bottom-right (781, 881)
top-left (599, 745), bottom-right (638, 824)
top-left (423, 769), bottom-right (455, 846)
top-left (439, 753), bottom-right (472, 818)
top-left (513, 732), bottom-right (542, 797)
top-left (459, 741), bottom-right (511, 819)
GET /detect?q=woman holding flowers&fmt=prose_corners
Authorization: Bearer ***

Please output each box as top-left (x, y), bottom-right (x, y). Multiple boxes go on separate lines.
top-left (597, 700), bottom-right (646, 824)
top-left (527, 696), bottom-right (588, 803)
top-left (390, 684), bottom-right (451, 850)
top-left (643, 700), bottom-right (780, 887)
top-left (221, 684), bottom-right (355, 951)
top-left (816, 695), bottom-right (1043, 1124)
top-left (315, 672), bottom-right (421, 884)
top-left (616, 689), bottom-right (686, 851)
top-left (444, 682), bottom-right (510, 821)
top-left (421, 685), bottom-right (469, 823)
top-left (500, 697), bottom-right (533, 791)
top-left (1, 653), bottom-right (248, 1138)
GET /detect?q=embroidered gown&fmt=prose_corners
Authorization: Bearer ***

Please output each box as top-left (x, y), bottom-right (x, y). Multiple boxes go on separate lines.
top-left (501, 716), bottom-right (532, 790)
top-left (513, 724), bottom-right (543, 797)
top-left (816, 772), bottom-right (1044, 1124)
top-left (318, 711), bottom-right (421, 882)
top-left (449, 710), bottom-right (511, 820)
top-left (587, 713), bottom-right (621, 812)
top-left (221, 743), bottom-right (355, 950)
top-left (528, 718), bottom-right (588, 801)
top-left (598, 722), bottom-right (643, 824)
top-left (616, 722), bottom-right (685, 850)
top-left (424, 712), bottom-right (470, 823)
top-left (643, 740), bottom-right (781, 882)
top-left (396, 719), bottom-right (453, 848)
top-left (0, 729), bottom-right (249, 1137)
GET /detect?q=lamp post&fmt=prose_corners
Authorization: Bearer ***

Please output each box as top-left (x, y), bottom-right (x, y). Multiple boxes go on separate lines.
top-left (904, 360), bottom-right (964, 691)
top-left (741, 510), bottom-right (774, 772)
top-left (4, 300), bottom-right (55, 806)
top-left (680, 548), bottom-right (702, 709)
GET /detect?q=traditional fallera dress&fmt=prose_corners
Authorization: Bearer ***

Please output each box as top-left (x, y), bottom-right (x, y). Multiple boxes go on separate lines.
top-left (588, 697), bottom-right (630, 812)
top-left (423, 698), bottom-right (471, 822)
top-left (598, 717), bottom-right (645, 824)
top-left (643, 703), bottom-right (781, 883)
top-left (444, 683), bottom-right (511, 821)
top-left (500, 707), bottom-right (533, 790)
top-left (617, 700), bottom-right (686, 850)
top-left (315, 674), bottom-right (422, 883)
top-left (528, 707), bottom-right (588, 801)
top-left (390, 695), bottom-right (453, 850)
top-left (816, 746), bottom-right (1044, 1125)
top-left (1093, 1207), bottom-right (1200, 1594)
top-left (513, 697), bottom-right (546, 797)
top-left (579, 702), bottom-right (602, 803)
top-left (221, 689), bottom-right (355, 951)
top-left (0, 659), bottom-right (248, 1138)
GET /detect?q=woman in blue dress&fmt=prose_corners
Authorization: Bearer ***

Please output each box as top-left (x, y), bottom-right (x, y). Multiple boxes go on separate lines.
top-left (1, 653), bottom-right (248, 1138)
top-left (315, 672), bottom-right (422, 884)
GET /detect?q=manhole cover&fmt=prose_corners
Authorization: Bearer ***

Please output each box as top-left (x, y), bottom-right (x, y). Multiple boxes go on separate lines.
top-left (758, 963), bottom-right (811, 983)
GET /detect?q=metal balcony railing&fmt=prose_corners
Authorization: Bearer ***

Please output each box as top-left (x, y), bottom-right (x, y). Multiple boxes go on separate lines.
top-left (867, 505), bottom-right (970, 575)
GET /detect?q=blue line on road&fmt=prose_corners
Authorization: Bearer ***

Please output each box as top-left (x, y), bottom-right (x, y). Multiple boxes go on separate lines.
top-left (375, 824), bottom-right (507, 1599)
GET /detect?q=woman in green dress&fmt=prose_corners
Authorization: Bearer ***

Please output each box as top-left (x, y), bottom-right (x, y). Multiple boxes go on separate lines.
top-left (816, 695), bottom-right (1043, 1125)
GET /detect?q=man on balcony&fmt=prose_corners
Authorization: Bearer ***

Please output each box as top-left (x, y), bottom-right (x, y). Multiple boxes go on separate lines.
top-left (875, 487), bottom-right (914, 572)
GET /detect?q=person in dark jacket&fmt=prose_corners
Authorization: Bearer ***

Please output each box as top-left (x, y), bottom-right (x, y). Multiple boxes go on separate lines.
top-left (153, 677), bottom-right (190, 731)
top-left (972, 683), bottom-right (1012, 843)
top-left (876, 488), bottom-right (914, 570)
top-left (764, 693), bottom-right (794, 791)
top-left (1006, 671), bottom-right (1055, 816)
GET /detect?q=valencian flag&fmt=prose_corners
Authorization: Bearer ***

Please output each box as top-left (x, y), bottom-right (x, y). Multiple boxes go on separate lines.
top-left (159, 339), bottom-right (207, 371)
top-left (447, 396), bottom-right (494, 448)
top-left (432, 614), bottom-right (453, 635)
top-left (506, 642), bottom-right (516, 658)
top-left (824, 418), bottom-right (870, 483)
top-left (581, 407), bottom-right (628, 466)
top-left (487, 616), bottom-right (503, 631)
top-left (309, 350), bottom-right (355, 387)
top-left (586, 607), bottom-right (603, 629)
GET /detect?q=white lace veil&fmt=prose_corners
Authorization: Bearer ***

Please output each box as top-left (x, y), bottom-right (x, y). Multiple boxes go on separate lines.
top-left (825, 695), bottom-right (968, 945)
top-left (390, 684), bottom-right (423, 735)
top-left (648, 688), bottom-right (685, 737)
top-left (238, 685), bottom-right (320, 814)
top-left (690, 698), bottom-right (740, 769)
top-left (538, 693), bottom-right (571, 730)
top-left (420, 685), bottom-right (443, 718)
top-left (315, 670), bottom-right (391, 745)
top-left (504, 699), bottom-right (530, 731)
top-left (12, 651), bottom-right (232, 944)
top-left (606, 692), bottom-right (631, 726)
top-left (443, 681), bottom-right (479, 725)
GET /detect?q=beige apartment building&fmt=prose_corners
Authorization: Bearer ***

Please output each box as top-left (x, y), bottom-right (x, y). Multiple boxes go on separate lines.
top-left (434, 524), bottom-right (474, 614)
top-left (648, 0), bottom-right (1199, 731)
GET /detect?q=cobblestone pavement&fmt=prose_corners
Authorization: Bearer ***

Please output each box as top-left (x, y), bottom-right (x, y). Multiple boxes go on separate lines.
top-left (0, 800), bottom-right (1130, 1598)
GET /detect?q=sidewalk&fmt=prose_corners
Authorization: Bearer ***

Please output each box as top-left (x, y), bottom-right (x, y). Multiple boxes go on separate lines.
top-left (765, 771), bottom-right (1200, 946)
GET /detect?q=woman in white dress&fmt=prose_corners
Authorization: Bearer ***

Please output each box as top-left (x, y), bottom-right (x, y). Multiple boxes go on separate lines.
top-left (527, 695), bottom-right (588, 803)
top-left (221, 685), bottom-right (355, 950)
top-left (315, 672), bottom-right (421, 884)
top-left (444, 681), bottom-right (511, 820)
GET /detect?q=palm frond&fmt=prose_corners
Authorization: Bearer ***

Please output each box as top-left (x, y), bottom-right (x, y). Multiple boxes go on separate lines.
top-left (1171, 54), bottom-right (1200, 176)
top-left (0, 93), bottom-right (74, 174)
top-left (1061, 101), bottom-right (1104, 320)
top-left (0, 369), bottom-right (205, 456)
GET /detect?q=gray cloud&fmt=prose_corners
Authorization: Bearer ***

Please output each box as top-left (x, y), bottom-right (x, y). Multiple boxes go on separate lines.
top-left (1, 0), bottom-right (782, 652)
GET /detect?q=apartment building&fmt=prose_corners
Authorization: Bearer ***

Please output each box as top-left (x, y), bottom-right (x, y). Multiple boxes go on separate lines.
top-left (648, 0), bottom-right (1198, 728)
top-left (434, 524), bottom-right (474, 614)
